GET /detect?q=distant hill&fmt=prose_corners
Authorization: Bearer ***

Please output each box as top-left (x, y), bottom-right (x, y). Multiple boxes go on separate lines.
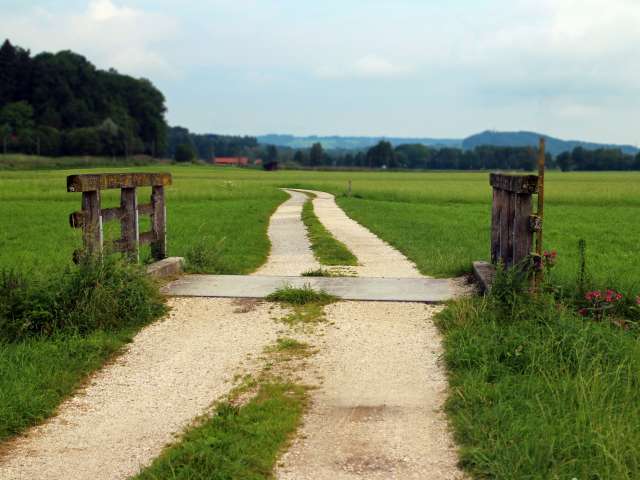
top-left (258, 131), bottom-right (638, 156)
top-left (256, 134), bottom-right (461, 150)
top-left (462, 131), bottom-right (638, 156)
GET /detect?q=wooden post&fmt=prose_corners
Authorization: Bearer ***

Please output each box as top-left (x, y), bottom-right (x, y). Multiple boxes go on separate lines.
top-left (82, 190), bottom-right (102, 255)
top-left (534, 138), bottom-right (546, 289)
top-left (120, 187), bottom-right (139, 261)
top-left (489, 173), bottom-right (538, 269)
top-left (348, 180), bottom-right (352, 197)
top-left (150, 185), bottom-right (167, 260)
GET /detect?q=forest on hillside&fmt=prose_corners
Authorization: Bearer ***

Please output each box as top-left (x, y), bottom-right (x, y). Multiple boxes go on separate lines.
top-left (0, 39), bottom-right (167, 157)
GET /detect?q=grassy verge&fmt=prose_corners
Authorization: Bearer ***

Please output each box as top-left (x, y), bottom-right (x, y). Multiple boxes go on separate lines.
top-left (301, 196), bottom-right (357, 266)
top-left (0, 257), bottom-right (166, 441)
top-left (0, 330), bottom-right (134, 441)
top-left (133, 382), bottom-right (307, 480)
top-left (436, 295), bottom-right (640, 479)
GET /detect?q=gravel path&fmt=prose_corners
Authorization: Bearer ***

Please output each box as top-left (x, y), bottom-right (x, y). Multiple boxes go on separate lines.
top-left (0, 298), bottom-right (283, 479)
top-left (254, 189), bottom-right (319, 276)
top-left (276, 301), bottom-right (464, 480)
top-left (295, 190), bottom-right (422, 278)
top-left (0, 188), bottom-right (464, 480)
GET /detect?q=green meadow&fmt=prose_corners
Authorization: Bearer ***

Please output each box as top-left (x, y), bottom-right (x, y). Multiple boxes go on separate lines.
top-left (1, 166), bottom-right (638, 292)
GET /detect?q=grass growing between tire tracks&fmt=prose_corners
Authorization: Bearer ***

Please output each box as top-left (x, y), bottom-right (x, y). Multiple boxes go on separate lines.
top-left (300, 195), bottom-right (358, 266)
top-left (436, 295), bottom-right (640, 479)
top-left (133, 382), bottom-right (307, 480)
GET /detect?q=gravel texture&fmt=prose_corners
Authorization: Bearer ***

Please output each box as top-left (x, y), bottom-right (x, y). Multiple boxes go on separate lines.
top-left (276, 301), bottom-right (465, 480)
top-left (254, 189), bottom-right (320, 276)
top-left (0, 298), bottom-right (283, 480)
top-left (296, 190), bottom-right (423, 278)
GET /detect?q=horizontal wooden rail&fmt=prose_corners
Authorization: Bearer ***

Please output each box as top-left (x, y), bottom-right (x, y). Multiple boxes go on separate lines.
top-left (67, 172), bottom-right (172, 192)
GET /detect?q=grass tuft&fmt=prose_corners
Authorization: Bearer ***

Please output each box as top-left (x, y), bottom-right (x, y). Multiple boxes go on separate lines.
top-left (267, 337), bottom-right (310, 354)
top-left (266, 284), bottom-right (337, 306)
top-left (301, 197), bottom-right (358, 266)
top-left (301, 268), bottom-right (335, 277)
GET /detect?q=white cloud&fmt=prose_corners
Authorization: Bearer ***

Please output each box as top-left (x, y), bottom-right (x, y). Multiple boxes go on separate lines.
top-left (314, 54), bottom-right (410, 79)
top-left (3, 0), bottom-right (178, 78)
top-left (353, 54), bottom-right (408, 77)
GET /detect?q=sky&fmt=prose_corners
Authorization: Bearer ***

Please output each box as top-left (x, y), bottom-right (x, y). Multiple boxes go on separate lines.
top-left (3, 0), bottom-right (640, 145)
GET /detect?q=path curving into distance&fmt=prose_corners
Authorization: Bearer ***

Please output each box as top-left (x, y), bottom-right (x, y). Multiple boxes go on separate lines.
top-left (0, 187), bottom-right (464, 480)
top-left (293, 189), bottom-right (423, 278)
top-left (254, 189), bottom-right (320, 276)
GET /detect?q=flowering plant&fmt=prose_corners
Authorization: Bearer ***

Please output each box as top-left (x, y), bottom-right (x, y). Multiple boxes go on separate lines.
top-left (579, 289), bottom-right (624, 320)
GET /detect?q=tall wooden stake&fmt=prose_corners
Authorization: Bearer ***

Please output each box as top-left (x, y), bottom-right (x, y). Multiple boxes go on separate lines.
top-left (535, 137), bottom-right (546, 289)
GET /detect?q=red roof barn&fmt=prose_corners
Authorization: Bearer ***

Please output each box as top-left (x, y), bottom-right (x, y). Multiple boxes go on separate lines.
top-left (213, 157), bottom-right (249, 166)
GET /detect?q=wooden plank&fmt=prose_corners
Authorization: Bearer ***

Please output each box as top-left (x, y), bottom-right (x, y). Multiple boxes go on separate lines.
top-left (139, 231), bottom-right (156, 245)
top-left (69, 211), bottom-right (84, 229)
top-left (513, 193), bottom-right (532, 263)
top-left (67, 173), bottom-right (172, 192)
top-left (150, 185), bottom-right (167, 260)
top-left (82, 190), bottom-right (102, 255)
top-left (137, 203), bottom-right (153, 216)
top-left (490, 173), bottom-right (538, 194)
top-left (490, 187), bottom-right (501, 263)
top-left (101, 206), bottom-right (124, 223)
top-left (496, 189), bottom-right (510, 266)
top-left (120, 187), bottom-right (139, 261)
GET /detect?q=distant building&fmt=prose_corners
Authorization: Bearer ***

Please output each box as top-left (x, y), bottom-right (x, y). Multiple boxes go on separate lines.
top-left (213, 156), bottom-right (249, 166)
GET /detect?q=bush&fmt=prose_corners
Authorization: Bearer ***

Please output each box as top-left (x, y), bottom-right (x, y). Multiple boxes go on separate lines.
top-left (0, 256), bottom-right (166, 343)
top-left (175, 143), bottom-right (196, 162)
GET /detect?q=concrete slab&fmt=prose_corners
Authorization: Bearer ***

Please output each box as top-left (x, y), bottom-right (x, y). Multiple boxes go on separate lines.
top-left (147, 257), bottom-right (184, 279)
top-left (472, 260), bottom-right (495, 293)
top-left (162, 275), bottom-right (454, 303)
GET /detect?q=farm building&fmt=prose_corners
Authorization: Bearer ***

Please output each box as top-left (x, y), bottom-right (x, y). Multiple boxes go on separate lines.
top-left (213, 157), bottom-right (249, 166)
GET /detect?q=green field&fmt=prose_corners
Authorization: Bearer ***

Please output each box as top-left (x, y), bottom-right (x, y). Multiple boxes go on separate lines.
top-left (1, 166), bottom-right (638, 292)
top-left (2, 162), bottom-right (640, 477)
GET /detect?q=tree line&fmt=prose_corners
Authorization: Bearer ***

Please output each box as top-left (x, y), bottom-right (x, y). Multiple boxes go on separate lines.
top-left (285, 141), bottom-right (551, 171)
top-left (556, 147), bottom-right (640, 171)
top-left (0, 39), bottom-right (167, 157)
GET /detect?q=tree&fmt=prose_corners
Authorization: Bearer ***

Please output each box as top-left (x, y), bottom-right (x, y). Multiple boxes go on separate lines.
top-left (366, 140), bottom-right (395, 168)
top-left (293, 149), bottom-right (305, 165)
top-left (0, 101), bottom-right (34, 132)
top-left (309, 142), bottom-right (324, 167)
top-left (175, 143), bottom-right (195, 162)
top-left (266, 145), bottom-right (278, 163)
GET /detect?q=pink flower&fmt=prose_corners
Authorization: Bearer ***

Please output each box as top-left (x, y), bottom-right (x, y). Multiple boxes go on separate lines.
top-left (578, 308), bottom-right (589, 317)
top-left (585, 291), bottom-right (601, 301)
top-left (636, 296), bottom-right (640, 306)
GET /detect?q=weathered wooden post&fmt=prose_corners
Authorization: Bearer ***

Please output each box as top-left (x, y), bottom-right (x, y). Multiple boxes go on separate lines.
top-left (474, 141), bottom-right (546, 292)
top-left (150, 185), bottom-right (167, 260)
top-left (68, 173), bottom-right (171, 262)
top-left (489, 173), bottom-right (539, 268)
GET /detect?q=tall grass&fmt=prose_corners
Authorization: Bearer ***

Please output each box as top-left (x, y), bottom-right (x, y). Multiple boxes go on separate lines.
top-left (437, 287), bottom-right (640, 478)
top-left (0, 255), bottom-right (166, 441)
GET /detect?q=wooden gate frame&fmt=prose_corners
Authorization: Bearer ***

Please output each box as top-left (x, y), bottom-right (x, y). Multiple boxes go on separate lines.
top-left (68, 173), bottom-right (172, 262)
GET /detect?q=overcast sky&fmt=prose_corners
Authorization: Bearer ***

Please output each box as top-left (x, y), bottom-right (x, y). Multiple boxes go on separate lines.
top-left (3, 0), bottom-right (640, 144)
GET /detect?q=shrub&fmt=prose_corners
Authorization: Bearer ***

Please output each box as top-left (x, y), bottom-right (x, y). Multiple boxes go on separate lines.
top-left (174, 143), bottom-right (196, 162)
top-left (0, 256), bottom-right (166, 343)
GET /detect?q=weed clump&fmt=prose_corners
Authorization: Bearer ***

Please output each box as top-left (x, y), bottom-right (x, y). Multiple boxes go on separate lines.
top-left (0, 255), bottom-right (165, 342)
top-left (266, 284), bottom-right (337, 305)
